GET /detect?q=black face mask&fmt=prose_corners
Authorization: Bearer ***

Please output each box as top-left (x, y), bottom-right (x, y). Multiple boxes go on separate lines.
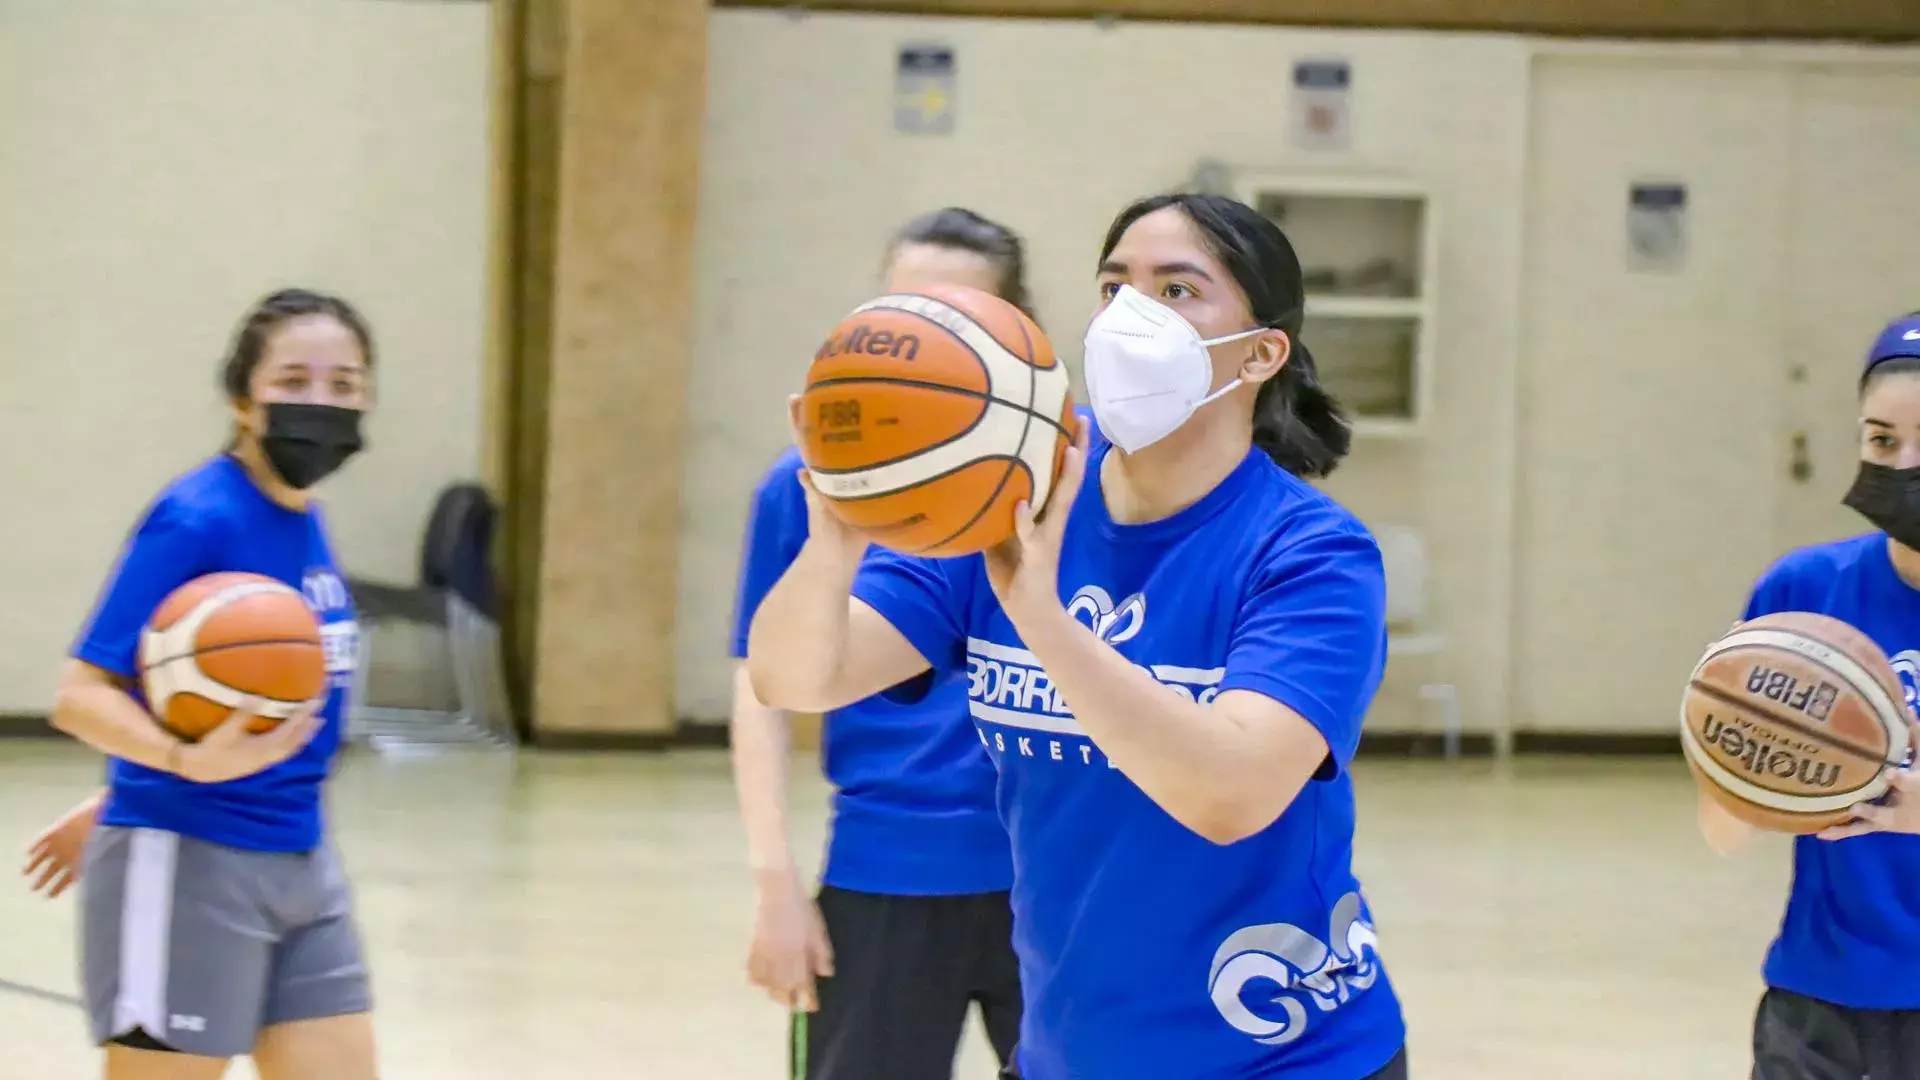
top-left (258, 403), bottom-right (365, 490)
top-left (1844, 461), bottom-right (1920, 550)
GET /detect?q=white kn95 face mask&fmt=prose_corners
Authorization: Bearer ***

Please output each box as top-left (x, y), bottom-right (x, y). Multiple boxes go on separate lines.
top-left (1081, 285), bottom-right (1262, 454)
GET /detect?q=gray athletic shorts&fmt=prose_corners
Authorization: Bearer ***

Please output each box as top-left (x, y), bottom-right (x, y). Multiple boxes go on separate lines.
top-left (79, 825), bottom-right (372, 1058)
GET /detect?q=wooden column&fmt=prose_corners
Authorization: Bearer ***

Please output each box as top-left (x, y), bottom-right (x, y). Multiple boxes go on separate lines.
top-left (491, 0), bottom-right (565, 742)
top-left (527, 0), bottom-right (707, 742)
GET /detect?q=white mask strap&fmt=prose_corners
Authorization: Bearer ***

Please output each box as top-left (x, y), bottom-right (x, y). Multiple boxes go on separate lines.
top-left (1192, 325), bottom-right (1264, 407)
top-left (1195, 378), bottom-right (1242, 409)
top-left (1198, 325), bottom-right (1265, 348)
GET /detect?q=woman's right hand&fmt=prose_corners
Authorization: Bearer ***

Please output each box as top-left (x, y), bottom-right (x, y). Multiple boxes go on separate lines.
top-left (23, 791), bottom-right (104, 898)
top-left (746, 868), bottom-right (835, 1012)
top-left (787, 394), bottom-right (870, 571)
top-left (174, 699), bottom-right (323, 785)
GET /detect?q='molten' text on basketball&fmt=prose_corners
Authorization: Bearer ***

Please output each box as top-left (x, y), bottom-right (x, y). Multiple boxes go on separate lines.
top-left (1698, 713), bottom-right (1843, 788)
top-left (815, 324), bottom-right (921, 362)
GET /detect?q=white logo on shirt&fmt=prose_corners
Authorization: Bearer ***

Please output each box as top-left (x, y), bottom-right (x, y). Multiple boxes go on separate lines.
top-left (1208, 893), bottom-right (1381, 1046)
top-left (967, 582), bottom-right (1227, 771)
top-left (1890, 650), bottom-right (1920, 720)
top-left (321, 622), bottom-right (360, 678)
top-left (302, 569), bottom-right (350, 613)
top-left (974, 587), bottom-right (1388, 1042)
top-left (1065, 585), bottom-right (1146, 645)
top-left (302, 569), bottom-right (358, 688)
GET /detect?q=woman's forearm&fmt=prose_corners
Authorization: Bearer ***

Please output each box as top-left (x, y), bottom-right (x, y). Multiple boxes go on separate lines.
top-left (1697, 789), bottom-right (1760, 855)
top-left (50, 667), bottom-right (182, 774)
top-left (729, 664), bottom-right (799, 876)
top-left (744, 539), bottom-right (864, 711)
top-left (1014, 605), bottom-right (1306, 844)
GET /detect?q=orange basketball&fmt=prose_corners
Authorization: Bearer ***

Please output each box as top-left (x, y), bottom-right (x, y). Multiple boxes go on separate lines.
top-left (138, 571), bottom-right (327, 741)
top-left (1680, 611), bottom-right (1912, 833)
top-left (798, 284), bottom-right (1077, 557)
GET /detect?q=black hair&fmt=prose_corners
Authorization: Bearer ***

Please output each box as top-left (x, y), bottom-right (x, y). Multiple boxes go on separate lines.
top-left (889, 207), bottom-right (1035, 320)
top-left (1097, 193), bottom-right (1350, 479)
top-left (1861, 309), bottom-right (1920, 396)
top-left (219, 287), bottom-right (374, 401)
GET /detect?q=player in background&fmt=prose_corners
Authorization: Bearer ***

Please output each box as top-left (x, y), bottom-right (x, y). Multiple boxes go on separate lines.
top-left (747, 193), bottom-right (1408, 1080)
top-left (729, 208), bottom-right (1029, 1079)
top-left (1699, 311), bottom-right (1920, 1080)
top-left (22, 289), bottom-right (376, 1080)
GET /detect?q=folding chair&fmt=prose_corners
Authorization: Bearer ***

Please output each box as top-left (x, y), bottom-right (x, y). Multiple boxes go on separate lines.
top-left (1375, 525), bottom-right (1463, 757)
top-left (345, 482), bottom-right (518, 753)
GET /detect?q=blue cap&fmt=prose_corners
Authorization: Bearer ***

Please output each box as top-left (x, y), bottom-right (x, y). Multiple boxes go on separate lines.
top-left (1866, 312), bottom-right (1920, 375)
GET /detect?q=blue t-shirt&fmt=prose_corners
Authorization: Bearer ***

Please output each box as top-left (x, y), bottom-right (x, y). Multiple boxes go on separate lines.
top-left (852, 441), bottom-right (1404, 1080)
top-left (72, 455), bottom-right (359, 854)
top-left (729, 446), bottom-right (1011, 896)
top-left (1742, 532), bottom-right (1920, 1010)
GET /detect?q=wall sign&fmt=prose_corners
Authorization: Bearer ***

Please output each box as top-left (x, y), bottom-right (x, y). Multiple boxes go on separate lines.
top-left (1291, 58), bottom-right (1351, 151)
top-left (894, 44), bottom-right (955, 135)
top-left (1627, 181), bottom-right (1688, 271)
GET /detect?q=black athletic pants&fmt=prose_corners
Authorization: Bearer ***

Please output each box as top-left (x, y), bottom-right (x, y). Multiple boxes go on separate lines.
top-left (791, 885), bottom-right (1021, 1080)
top-left (997, 1043), bottom-right (1410, 1079)
top-left (1754, 987), bottom-right (1920, 1080)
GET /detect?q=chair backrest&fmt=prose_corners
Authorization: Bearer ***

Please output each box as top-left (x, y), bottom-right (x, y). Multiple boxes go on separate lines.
top-left (419, 482), bottom-right (499, 615)
top-left (1373, 524), bottom-right (1427, 630)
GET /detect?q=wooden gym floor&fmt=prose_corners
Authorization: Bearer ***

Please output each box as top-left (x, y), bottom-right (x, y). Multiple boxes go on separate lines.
top-left (0, 742), bottom-right (1789, 1079)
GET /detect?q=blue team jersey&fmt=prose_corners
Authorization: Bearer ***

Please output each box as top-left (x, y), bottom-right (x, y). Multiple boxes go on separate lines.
top-left (1741, 532), bottom-right (1920, 1010)
top-left (72, 455), bottom-right (359, 854)
top-left (852, 441), bottom-right (1405, 1080)
top-left (729, 446), bottom-right (1012, 896)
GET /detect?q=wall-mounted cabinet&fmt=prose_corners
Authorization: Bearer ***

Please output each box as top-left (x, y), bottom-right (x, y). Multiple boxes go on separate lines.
top-left (1230, 172), bottom-right (1437, 437)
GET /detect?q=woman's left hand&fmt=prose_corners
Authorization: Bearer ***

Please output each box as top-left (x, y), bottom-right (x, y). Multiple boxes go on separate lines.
top-left (1819, 716), bottom-right (1920, 841)
top-left (983, 427), bottom-right (1089, 625)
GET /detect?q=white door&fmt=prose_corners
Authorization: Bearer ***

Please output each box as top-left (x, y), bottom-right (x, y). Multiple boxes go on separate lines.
top-left (1512, 58), bottom-right (1795, 733)
top-left (1775, 69), bottom-right (1920, 554)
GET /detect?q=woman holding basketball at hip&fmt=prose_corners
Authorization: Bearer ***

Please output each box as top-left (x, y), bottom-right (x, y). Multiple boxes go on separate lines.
top-left (730, 207), bottom-right (1026, 1080)
top-left (1700, 311), bottom-right (1920, 1080)
top-left (23, 288), bottom-right (376, 1080)
top-left (748, 193), bottom-right (1407, 1080)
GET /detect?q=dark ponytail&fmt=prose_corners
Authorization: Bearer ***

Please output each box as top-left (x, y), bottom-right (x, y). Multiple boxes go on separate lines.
top-left (1097, 193), bottom-right (1351, 478)
top-left (889, 207), bottom-right (1036, 321)
top-left (1251, 339), bottom-right (1350, 478)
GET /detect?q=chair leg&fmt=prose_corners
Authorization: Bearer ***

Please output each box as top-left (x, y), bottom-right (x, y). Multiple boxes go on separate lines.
top-left (448, 595), bottom-right (517, 747)
top-left (347, 627), bottom-right (376, 741)
top-left (464, 611), bottom-right (518, 746)
top-left (1419, 683), bottom-right (1463, 759)
top-left (448, 599), bottom-right (492, 743)
top-left (443, 594), bottom-right (487, 736)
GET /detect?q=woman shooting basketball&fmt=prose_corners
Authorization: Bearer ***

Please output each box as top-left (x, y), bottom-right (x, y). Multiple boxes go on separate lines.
top-left (22, 289), bottom-right (377, 1080)
top-left (729, 207), bottom-right (1027, 1080)
top-left (1700, 310), bottom-right (1920, 1080)
top-left (747, 193), bottom-right (1408, 1080)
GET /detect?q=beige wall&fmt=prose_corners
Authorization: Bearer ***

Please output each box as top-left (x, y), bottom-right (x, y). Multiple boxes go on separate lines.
top-left (1513, 52), bottom-right (1920, 734)
top-left (0, 0), bottom-right (491, 712)
top-left (680, 10), bottom-right (1534, 728)
top-left (7, 5), bottom-right (1914, 737)
top-left (680, 11), bottom-right (1920, 737)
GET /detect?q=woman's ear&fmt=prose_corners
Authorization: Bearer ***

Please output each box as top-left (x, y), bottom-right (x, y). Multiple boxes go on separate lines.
top-left (229, 395), bottom-right (260, 436)
top-left (1240, 329), bottom-right (1292, 385)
